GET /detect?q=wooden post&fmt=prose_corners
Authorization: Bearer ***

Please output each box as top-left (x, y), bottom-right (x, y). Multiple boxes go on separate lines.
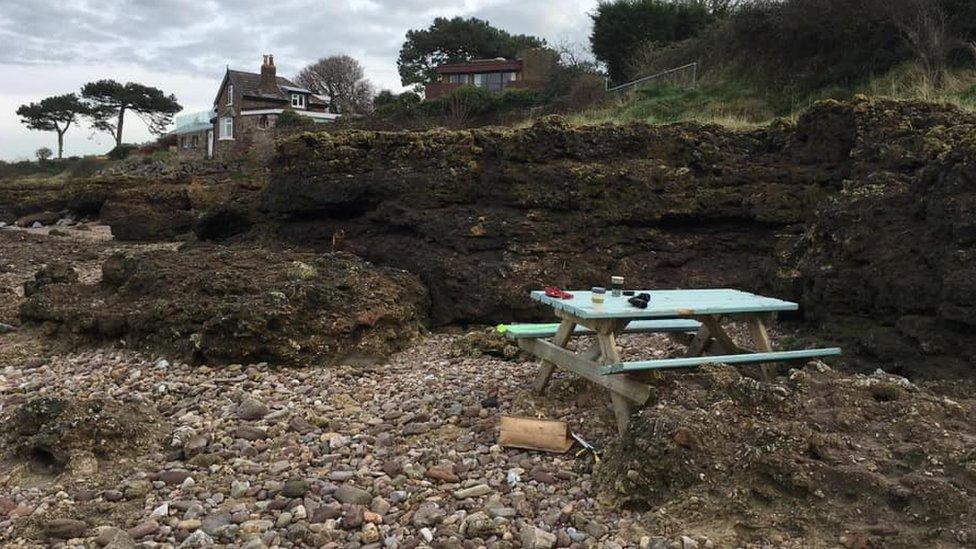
top-left (597, 322), bottom-right (632, 435)
top-left (532, 318), bottom-right (576, 394)
top-left (685, 322), bottom-right (712, 357)
top-left (699, 316), bottom-right (740, 354)
top-left (747, 316), bottom-right (775, 381)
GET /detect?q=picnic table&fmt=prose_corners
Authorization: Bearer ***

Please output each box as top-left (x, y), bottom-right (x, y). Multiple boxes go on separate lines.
top-left (505, 289), bottom-right (840, 434)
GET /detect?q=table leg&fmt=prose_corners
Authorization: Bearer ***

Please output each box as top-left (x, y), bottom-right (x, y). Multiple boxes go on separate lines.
top-left (684, 322), bottom-right (713, 357)
top-left (747, 315), bottom-right (775, 381)
top-left (699, 316), bottom-right (740, 354)
top-left (597, 323), bottom-right (632, 436)
top-left (532, 318), bottom-right (576, 395)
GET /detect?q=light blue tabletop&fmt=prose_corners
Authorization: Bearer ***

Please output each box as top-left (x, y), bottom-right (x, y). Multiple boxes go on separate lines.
top-left (530, 289), bottom-right (798, 320)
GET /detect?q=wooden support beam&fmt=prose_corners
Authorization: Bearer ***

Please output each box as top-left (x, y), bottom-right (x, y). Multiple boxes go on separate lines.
top-left (699, 316), bottom-right (740, 355)
top-left (747, 316), bottom-right (775, 381)
top-left (518, 338), bottom-right (652, 404)
top-left (532, 319), bottom-right (575, 395)
top-left (597, 329), bottom-right (633, 435)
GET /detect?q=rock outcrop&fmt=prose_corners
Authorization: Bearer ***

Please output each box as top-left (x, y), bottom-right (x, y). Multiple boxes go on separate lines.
top-left (259, 98), bottom-right (976, 377)
top-left (20, 245), bottom-right (429, 366)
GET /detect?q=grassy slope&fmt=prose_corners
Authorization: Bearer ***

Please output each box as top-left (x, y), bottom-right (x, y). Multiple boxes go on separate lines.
top-left (569, 63), bottom-right (976, 128)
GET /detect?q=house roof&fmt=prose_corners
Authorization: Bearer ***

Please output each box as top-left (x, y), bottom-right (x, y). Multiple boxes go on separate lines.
top-left (435, 58), bottom-right (522, 74)
top-left (172, 122), bottom-right (212, 135)
top-left (215, 69), bottom-right (328, 106)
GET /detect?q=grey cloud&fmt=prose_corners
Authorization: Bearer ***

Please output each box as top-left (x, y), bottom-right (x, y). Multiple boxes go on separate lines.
top-left (1, 0), bottom-right (596, 87)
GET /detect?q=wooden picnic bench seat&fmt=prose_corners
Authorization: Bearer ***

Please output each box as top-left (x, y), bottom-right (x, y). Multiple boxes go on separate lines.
top-left (598, 347), bottom-right (842, 375)
top-left (500, 319), bottom-right (702, 340)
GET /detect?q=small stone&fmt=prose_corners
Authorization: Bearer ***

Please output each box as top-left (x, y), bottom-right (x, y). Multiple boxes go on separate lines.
top-left (680, 535), bottom-right (698, 549)
top-left (180, 530), bottom-right (214, 548)
top-left (453, 484), bottom-right (491, 499)
top-left (44, 518), bottom-right (88, 539)
top-left (237, 398), bottom-right (270, 420)
top-left (426, 464), bottom-right (460, 483)
top-left (240, 519), bottom-right (273, 534)
top-left (201, 512), bottom-right (233, 536)
top-left (585, 520), bottom-right (608, 539)
top-left (158, 469), bottom-right (192, 485)
top-left (103, 489), bottom-right (124, 502)
top-left (334, 484), bottom-right (372, 505)
top-left (282, 479), bottom-right (310, 498)
top-left (521, 526), bottom-right (557, 549)
top-left (420, 527), bottom-right (434, 543)
top-left (343, 505), bottom-right (365, 529)
top-left (151, 502), bottom-right (169, 517)
top-left (276, 511), bottom-right (293, 528)
top-left (184, 435), bottom-right (210, 457)
top-left (127, 520), bottom-right (159, 539)
top-left (94, 526), bottom-right (135, 548)
top-left (123, 479), bottom-right (152, 499)
top-left (312, 503), bottom-right (342, 522)
top-left (463, 511), bottom-right (500, 538)
top-left (230, 480), bottom-right (249, 498)
top-left (179, 519), bottom-right (202, 531)
top-left (412, 502), bottom-right (446, 527)
top-left (288, 416), bottom-right (316, 434)
top-left (402, 422), bottom-right (430, 435)
top-left (361, 522), bottom-right (380, 544)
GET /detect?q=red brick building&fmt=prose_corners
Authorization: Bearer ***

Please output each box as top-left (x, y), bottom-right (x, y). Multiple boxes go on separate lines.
top-left (211, 55), bottom-right (339, 159)
top-left (425, 48), bottom-right (556, 100)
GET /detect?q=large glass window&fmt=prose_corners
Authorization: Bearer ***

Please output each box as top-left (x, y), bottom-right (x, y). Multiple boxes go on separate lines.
top-left (475, 72), bottom-right (505, 92)
top-left (219, 117), bottom-right (233, 139)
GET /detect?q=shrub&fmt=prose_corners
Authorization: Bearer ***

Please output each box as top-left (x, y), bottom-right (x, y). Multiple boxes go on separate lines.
top-left (591, 0), bottom-right (714, 83)
top-left (275, 109), bottom-right (316, 130)
top-left (107, 144), bottom-right (139, 160)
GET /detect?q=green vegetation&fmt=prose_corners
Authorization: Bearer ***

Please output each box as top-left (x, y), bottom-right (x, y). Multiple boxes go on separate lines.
top-left (81, 80), bottom-right (182, 147)
top-left (575, 0), bottom-right (976, 128)
top-left (397, 17), bottom-right (545, 88)
top-left (16, 94), bottom-right (90, 159)
top-left (572, 64), bottom-right (976, 128)
top-left (590, 0), bottom-right (718, 83)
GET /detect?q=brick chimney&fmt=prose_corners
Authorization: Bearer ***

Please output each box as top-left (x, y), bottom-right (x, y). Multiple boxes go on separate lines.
top-left (259, 54), bottom-right (278, 95)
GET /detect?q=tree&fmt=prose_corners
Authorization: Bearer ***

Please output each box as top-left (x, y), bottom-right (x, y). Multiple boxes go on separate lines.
top-left (397, 17), bottom-right (545, 87)
top-left (81, 80), bottom-right (182, 147)
top-left (16, 93), bottom-right (89, 159)
top-left (590, 0), bottom-right (713, 83)
top-left (35, 147), bottom-right (53, 162)
top-left (295, 55), bottom-right (374, 114)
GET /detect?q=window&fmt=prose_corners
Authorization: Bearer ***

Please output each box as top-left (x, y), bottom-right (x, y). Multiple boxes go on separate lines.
top-left (191, 135), bottom-right (199, 147)
top-left (475, 72), bottom-right (504, 92)
top-left (226, 85), bottom-right (233, 106)
top-left (219, 117), bottom-right (233, 139)
top-left (291, 93), bottom-right (306, 109)
top-left (449, 74), bottom-right (465, 84)
top-left (258, 115), bottom-right (270, 129)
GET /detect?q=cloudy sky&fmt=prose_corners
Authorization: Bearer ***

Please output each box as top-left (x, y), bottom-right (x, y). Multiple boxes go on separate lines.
top-left (0, 0), bottom-right (598, 161)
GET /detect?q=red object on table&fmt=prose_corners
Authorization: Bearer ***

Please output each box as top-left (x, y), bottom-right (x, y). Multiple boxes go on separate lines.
top-left (544, 286), bottom-right (574, 299)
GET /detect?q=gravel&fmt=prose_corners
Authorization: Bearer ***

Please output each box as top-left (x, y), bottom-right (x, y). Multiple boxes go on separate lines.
top-left (0, 328), bottom-right (724, 547)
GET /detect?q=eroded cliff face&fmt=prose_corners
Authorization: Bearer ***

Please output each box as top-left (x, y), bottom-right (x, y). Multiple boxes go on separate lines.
top-left (257, 98), bottom-right (975, 377)
top-left (261, 116), bottom-right (836, 325)
top-left (6, 98), bottom-right (975, 377)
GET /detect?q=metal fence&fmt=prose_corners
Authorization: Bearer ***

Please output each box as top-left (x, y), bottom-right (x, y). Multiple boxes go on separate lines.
top-left (605, 62), bottom-right (699, 93)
